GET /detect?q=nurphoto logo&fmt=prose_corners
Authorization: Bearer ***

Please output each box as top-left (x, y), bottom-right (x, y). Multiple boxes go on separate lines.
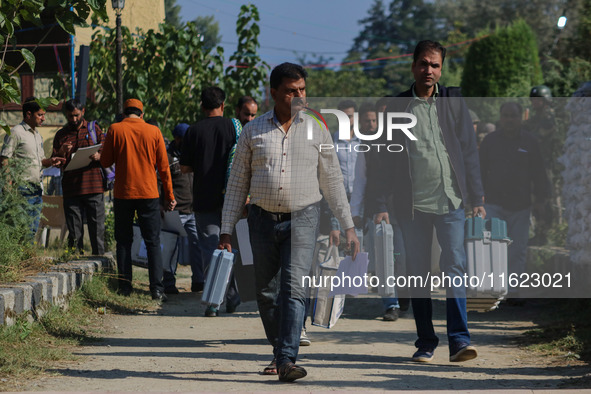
top-left (303, 107), bottom-right (418, 152)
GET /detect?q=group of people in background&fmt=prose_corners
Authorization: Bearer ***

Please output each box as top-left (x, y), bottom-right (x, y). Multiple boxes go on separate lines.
top-left (0, 38), bottom-right (556, 382)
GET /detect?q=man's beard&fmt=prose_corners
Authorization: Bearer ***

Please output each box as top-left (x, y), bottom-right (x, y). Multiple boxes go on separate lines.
top-left (69, 120), bottom-right (82, 128)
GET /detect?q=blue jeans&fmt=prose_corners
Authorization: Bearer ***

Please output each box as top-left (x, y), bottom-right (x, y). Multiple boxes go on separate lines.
top-left (248, 204), bottom-right (319, 367)
top-left (484, 204), bottom-right (531, 297)
top-left (114, 198), bottom-right (164, 293)
top-left (19, 184), bottom-right (43, 239)
top-left (397, 207), bottom-right (470, 352)
top-left (195, 210), bottom-right (240, 307)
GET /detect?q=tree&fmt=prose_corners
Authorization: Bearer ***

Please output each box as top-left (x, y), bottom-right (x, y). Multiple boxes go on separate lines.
top-left (348, 0), bottom-right (445, 94)
top-left (164, 0), bottom-right (182, 29)
top-left (72, 4), bottom-right (268, 138)
top-left (0, 0), bottom-right (107, 132)
top-left (305, 66), bottom-right (388, 98)
top-left (193, 15), bottom-right (221, 52)
top-left (461, 20), bottom-right (543, 98)
top-left (83, 22), bottom-right (225, 135)
top-left (224, 4), bottom-right (269, 110)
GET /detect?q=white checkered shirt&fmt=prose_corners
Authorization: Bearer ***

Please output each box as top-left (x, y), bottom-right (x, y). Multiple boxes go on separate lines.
top-left (221, 109), bottom-right (354, 235)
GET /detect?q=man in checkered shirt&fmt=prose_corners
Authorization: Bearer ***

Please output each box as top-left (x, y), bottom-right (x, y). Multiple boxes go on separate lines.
top-left (219, 63), bottom-right (359, 382)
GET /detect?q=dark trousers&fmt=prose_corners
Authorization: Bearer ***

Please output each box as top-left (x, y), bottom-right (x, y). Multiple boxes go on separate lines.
top-left (114, 198), bottom-right (164, 293)
top-left (63, 193), bottom-right (105, 255)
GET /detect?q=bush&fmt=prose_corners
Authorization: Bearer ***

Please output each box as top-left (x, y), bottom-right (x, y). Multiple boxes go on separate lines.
top-left (0, 157), bottom-right (39, 282)
top-left (461, 20), bottom-right (543, 98)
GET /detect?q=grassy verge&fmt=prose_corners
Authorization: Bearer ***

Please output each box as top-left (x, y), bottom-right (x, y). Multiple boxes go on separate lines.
top-left (522, 299), bottom-right (591, 362)
top-left (0, 269), bottom-right (157, 390)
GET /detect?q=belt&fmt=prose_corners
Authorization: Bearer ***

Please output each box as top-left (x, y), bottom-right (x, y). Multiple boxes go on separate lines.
top-left (253, 205), bottom-right (291, 222)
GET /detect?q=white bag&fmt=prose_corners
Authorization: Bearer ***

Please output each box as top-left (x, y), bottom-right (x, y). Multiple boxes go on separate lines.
top-left (311, 237), bottom-right (346, 329)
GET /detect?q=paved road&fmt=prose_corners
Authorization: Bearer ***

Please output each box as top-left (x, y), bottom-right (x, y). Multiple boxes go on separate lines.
top-left (21, 266), bottom-right (591, 392)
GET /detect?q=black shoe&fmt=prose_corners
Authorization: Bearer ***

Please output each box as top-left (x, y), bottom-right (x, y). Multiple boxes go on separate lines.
top-left (151, 290), bottom-right (168, 302)
top-left (191, 282), bottom-right (204, 293)
top-left (226, 301), bottom-right (240, 313)
top-left (118, 287), bottom-right (132, 297)
top-left (164, 286), bottom-right (179, 295)
top-left (383, 307), bottom-right (399, 321)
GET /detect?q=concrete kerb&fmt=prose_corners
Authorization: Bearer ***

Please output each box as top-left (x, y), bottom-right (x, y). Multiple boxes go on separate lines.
top-left (0, 255), bottom-right (115, 326)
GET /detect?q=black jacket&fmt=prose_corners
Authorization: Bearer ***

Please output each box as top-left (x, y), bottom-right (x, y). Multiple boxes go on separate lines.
top-left (370, 84), bottom-right (484, 220)
top-left (479, 128), bottom-right (550, 211)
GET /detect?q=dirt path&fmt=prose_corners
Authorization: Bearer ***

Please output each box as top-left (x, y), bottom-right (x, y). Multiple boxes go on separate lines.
top-left (21, 266), bottom-right (591, 392)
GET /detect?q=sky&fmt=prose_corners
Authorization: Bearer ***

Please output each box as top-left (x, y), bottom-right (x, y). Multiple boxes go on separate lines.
top-left (176, 0), bottom-right (372, 67)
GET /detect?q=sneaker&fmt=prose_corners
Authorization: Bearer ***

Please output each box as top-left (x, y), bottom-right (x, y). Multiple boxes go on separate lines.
top-left (204, 305), bottom-right (219, 317)
top-left (450, 343), bottom-right (477, 362)
top-left (300, 328), bottom-right (311, 346)
top-left (412, 348), bottom-right (435, 362)
top-left (383, 307), bottom-right (399, 321)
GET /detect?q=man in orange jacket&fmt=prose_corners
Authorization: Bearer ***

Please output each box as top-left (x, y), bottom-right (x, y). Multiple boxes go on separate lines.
top-left (101, 99), bottom-right (176, 301)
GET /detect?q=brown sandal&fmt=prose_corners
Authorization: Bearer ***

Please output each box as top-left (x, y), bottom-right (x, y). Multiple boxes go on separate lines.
top-left (261, 357), bottom-right (277, 375)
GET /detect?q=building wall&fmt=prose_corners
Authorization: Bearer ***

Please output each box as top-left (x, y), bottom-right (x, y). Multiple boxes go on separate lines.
top-left (0, 1), bottom-right (165, 148)
top-left (75, 0), bottom-right (166, 53)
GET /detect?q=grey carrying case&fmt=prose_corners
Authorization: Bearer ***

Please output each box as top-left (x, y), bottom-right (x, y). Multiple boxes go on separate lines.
top-left (373, 221), bottom-right (395, 296)
top-left (201, 249), bottom-right (235, 308)
top-left (465, 216), bottom-right (511, 299)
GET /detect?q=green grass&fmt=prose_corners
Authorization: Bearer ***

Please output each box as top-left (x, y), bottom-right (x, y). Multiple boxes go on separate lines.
top-left (522, 299), bottom-right (591, 362)
top-left (0, 271), bottom-right (159, 389)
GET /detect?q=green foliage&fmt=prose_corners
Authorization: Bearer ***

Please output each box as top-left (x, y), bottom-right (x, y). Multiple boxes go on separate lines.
top-left (543, 57), bottom-right (591, 97)
top-left (224, 4), bottom-right (269, 111)
top-left (164, 0), bottom-right (182, 29)
top-left (0, 0), bottom-right (106, 132)
top-left (104, 204), bottom-right (115, 252)
top-left (80, 22), bottom-right (225, 136)
top-left (0, 157), bottom-right (38, 282)
top-left (193, 15), bottom-right (222, 51)
top-left (461, 20), bottom-right (543, 97)
top-left (305, 67), bottom-right (388, 98)
top-left (347, 0), bottom-right (443, 94)
top-left (61, 4), bottom-right (268, 135)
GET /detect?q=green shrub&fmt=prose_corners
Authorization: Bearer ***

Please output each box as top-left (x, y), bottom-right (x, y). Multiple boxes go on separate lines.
top-left (0, 157), bottom-right (39, 282)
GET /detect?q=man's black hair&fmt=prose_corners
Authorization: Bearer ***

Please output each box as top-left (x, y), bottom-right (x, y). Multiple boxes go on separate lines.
top-left (337, 99), bottom-right (357, 111)
top-left (270, 62), bottom-right (307, 90)
top-left (64, 98), bottom-right (84, 112)
top-left (201, 86), bottom-right (226, 110)
top-left (123, 107), bottom-right (142, 117)
top-left (22, 96), bottom-right (41, 117)
top-left (359, 101), bottom-right (376, 116)
top-left (413, 40), bottom-right (447, 64)
top-left (145, 118), bottom-right (159, 127)
top-left (236, 95), bottom-right (257, 109)
top-left (500, 101), bottom-right (523, 115)
top-left (375, 95), bottom-right (394, 112)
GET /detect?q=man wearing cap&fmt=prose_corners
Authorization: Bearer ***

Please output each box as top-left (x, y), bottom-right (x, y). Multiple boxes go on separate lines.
top-left (160, 123), bottom-right (203, 294)
top-left (100, 98), bottom-right (176, 301)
